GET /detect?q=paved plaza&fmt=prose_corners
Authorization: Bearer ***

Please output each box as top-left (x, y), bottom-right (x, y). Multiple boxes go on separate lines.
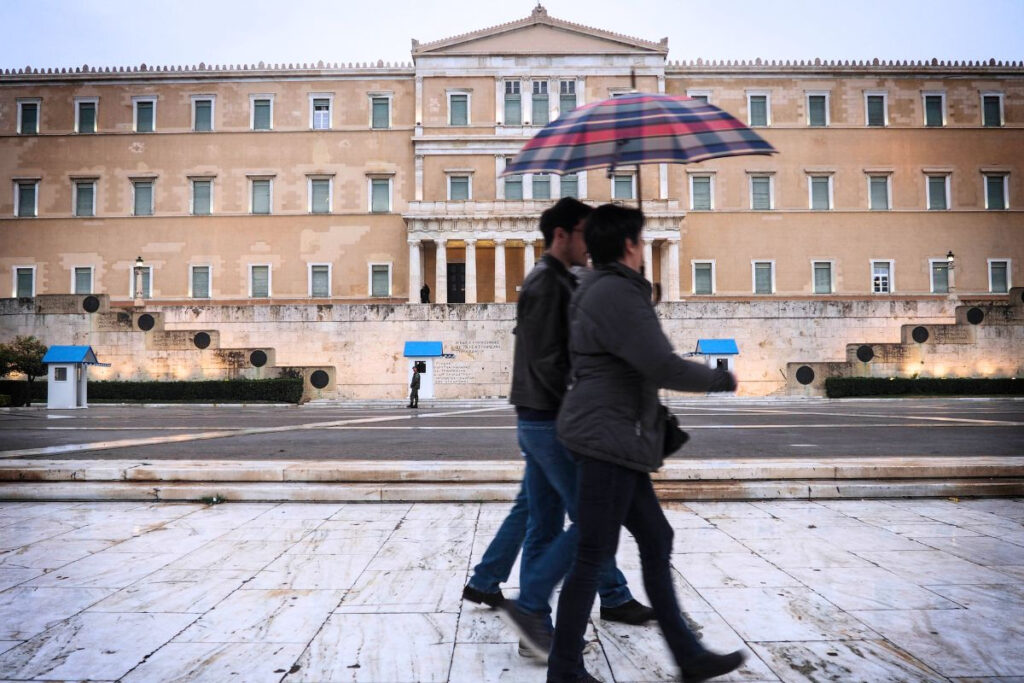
top-left (0, 497), bottom-right (1022, 681)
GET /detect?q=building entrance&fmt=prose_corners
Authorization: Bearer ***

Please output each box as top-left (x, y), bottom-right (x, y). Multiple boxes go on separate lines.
top-left (447, 263), bottom-right (466, 303)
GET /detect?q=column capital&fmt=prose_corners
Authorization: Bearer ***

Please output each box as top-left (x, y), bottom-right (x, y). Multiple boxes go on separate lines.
top-left (643, 236), bottom-right (655, 245)
top-left (494, 237), bottom-right (507, 246)
top-left (464, 237), bottom-right (477, 246)
top-left (666, 237), bottom-right (681, 244)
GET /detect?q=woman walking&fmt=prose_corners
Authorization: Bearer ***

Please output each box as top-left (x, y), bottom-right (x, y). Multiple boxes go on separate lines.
top-left (549, 204), bottom-right (745, 683)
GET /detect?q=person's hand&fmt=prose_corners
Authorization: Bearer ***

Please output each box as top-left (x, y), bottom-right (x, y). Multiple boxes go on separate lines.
top-left (709, 369), bottom-right (737, 393)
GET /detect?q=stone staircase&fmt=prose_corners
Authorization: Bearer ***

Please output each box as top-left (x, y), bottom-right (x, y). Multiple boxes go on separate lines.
top-left (786, 288), bottom-right (1024, 395)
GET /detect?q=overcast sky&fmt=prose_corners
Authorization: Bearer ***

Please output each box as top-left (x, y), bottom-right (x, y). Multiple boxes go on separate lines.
top-left (2, 0), bottom-right (1021, 71)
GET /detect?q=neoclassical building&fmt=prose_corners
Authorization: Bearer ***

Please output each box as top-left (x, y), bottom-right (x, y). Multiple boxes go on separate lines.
top-left (2, 6), bottom-right (1022, 306)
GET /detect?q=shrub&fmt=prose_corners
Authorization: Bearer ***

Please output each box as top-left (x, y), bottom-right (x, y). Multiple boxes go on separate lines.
top-left (826, 377), bottom-right (1022, 398)
top-left (0, 378), bottom-right (303, 405)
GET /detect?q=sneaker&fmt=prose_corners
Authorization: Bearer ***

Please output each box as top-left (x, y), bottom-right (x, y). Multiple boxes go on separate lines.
top-left (600, 599), bottom-right (656, 625)
top-left (462, 584), bottom-right (504, 608)
top-left (679, 649), bottom-right (746, 682)
top-left (498, 601), bottom-right (552, 661)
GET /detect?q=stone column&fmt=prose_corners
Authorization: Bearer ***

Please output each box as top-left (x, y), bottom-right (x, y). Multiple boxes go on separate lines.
top-left (667, 238), bottom-right (680, 301)
top-left (523, 239), bottom-right (536, 273)
top-left (643, 238), bottom-right (654, 283)
top-left (408, 240), bottom-right (422, 303)
top-left (494, 238), bottom-right (507, 303)
top-left (464, 239), bottom-right (477, 304)
top-left (435, 238), bottom-right (448, 304)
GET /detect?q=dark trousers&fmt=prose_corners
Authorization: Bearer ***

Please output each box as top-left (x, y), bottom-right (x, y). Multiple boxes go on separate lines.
top-left (548, 455), bottom-right (704, 681)
top-left (409, 388), bottom-right (418, 407)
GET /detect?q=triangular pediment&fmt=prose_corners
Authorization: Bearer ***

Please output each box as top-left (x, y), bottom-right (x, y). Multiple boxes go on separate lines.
top-left (413, 6), bottom-right (667, 57)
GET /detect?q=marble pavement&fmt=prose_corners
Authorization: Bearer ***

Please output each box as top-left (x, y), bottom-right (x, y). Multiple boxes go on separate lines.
top-left (0, 498), bottom-right (1022, 682)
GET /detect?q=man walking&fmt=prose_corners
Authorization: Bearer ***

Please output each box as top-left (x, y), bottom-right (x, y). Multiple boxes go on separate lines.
top-left (408, 363), bottom-right (420, 408)
top-left (464, 197), bottom-right (653, 659)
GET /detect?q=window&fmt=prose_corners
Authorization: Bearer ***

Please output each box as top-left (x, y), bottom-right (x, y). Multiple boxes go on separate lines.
top-left (686, 89), bottom-right (711, 104)
top-left (985, 174), bottom-right (1008, 210)
top-left (448, 175), bottom-right (470, 201)
top-left (370, 264), bottom-right (391, 297)
top-left (613, 174), bottom-right (635, 201)
top-left (74, 180), bottom-right (95, 217)
top-left (309, 264), bottom-right (331, 298)
top-left (989, 260), bottom-right (1010, 293)
top-left (54, 367), bottom-right (68, 382)
top-left (75, 98), bottom-right (97, 133)
top-left (15, 267), bottom-right (35, 297)
top-left (868, 175), bottom-right (890, 210)
top-left (560, 173), bottom-right (578, 198)
top-left (250, 265), bottom-right (270, 298)
top-left (690, 175), bottom-right (713, 210)
top-left (931, 261), bottom-right (950, 293)
top-left (693, 262), bottom-right (714, 295)
top-left (753, 261), bottom-right (774, 294)
top-left (813, 262), bottom-right (833, 294)
top-left (132, 180), bottom-right (154, 216)
top-left (923, 93), bottom-right (945, 127)
top-left (133, 97), bottom-right (156, 132)
top-left (807, 92), bottom-right (829, 127)
top-left (927, 175), bottom-right (950, 210)
top-left (533, 174), bottom-right (551, 200)
top-left (17, 99), bottom-right (40, 134)
top-left (15, 180), bottom-right (39, 217)
top-left (191, 179), bottom-right (212, 215)
top-left (505, 174), bottom-right (523, 200)
top-left (747, 92), bottom-right (770, 127)
top-left (370, 95), bottom-right (391, 129)
top-left (310, 177), bottom-right (331, 214)
top-left (251, 179), bottom-right (272, 214)
top-left (809, 175), bottom-right (832, 210)
top-left (192, 96), bottom-right (214, 131)
top-left (73, 266), bottom-right (93, 294)
top-left (749, 175), bottom-right (773, 210)
top-left (311, 95), bottom-right (332, 130)
top-left (190, 265), bottom-right (210, 298)
top-left (559, 81), bottom-right (577, 116)
top-left (982, 93), bottom-right (1004, 127)
top-left (532, 81), bottom-right (549, 125)
top-left (449, 92), bottom-right (469, 126)
top-left (370, 177), bottom-right (391, 213)
top-left (872, 261), bottom-right (892, 293)
top-left (130, 265), bottom-right (151, 298)
top-left (251, 95), bottom-right (273, 130)
top-left (865, 92), bottom-right (887, 127)
top-left (504, 81), bottom-right (521, 125)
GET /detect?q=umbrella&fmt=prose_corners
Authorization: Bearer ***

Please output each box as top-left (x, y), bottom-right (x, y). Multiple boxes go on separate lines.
top-left (501, 92), bottom-right (776, 201)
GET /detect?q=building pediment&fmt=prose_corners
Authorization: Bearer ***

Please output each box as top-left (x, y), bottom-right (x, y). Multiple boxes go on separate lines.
top-left (412, 5), bottom-right (667, 57)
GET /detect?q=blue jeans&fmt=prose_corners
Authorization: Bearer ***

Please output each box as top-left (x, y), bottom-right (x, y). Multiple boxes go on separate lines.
top-left (516, 418), bottom-right (632, 618)
top-left (467, 479), bottom-right (528, 593)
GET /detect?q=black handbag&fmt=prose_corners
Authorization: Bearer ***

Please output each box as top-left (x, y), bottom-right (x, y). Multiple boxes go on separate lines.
top-left (659, 404), bottom-right (689, 456)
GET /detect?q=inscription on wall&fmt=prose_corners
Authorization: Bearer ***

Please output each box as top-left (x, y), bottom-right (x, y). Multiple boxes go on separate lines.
top-left (451, 340), bottom-right (502, 355)
top-left (434, 362), bottom-right (473, 385)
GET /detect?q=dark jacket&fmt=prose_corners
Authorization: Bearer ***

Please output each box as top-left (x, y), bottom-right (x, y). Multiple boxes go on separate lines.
top-left (508, 253), bottom-right (577, 411)
top-left (410, 372), bottom-right (420, 390)
top-left (557, 262), bottom-right (734, 472)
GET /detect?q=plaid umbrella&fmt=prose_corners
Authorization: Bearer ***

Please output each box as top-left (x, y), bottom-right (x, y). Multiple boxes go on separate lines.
top-left (502, 92), bottom-right (776, 180)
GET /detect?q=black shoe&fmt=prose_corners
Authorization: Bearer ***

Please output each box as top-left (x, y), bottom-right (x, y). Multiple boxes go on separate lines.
top-left (601, 598), bottom-right (656, 625)
top-left (462, 584), bottom-right (504, 608)
top-left (679, 650), bottom-right (746, 682)
top-left (547, 671), bottom-right (603, 683)
top-left (498, 601), bottom-right (552, 661)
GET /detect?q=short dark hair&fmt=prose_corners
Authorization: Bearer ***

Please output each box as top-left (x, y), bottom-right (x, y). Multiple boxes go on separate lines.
top-left (539, 197), bottom-right (592, 247)
top-left (584, 204), bottom-right (644, 265)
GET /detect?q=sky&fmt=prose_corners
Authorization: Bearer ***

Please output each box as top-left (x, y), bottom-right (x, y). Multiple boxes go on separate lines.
top-left (1, 0), bottom-right (1021, 71)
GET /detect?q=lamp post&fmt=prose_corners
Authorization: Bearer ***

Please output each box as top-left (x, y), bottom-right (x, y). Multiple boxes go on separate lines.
top-left (133, 256), bottom-right (145, 306)
top-left (946, 250), bottom-right (956, 298)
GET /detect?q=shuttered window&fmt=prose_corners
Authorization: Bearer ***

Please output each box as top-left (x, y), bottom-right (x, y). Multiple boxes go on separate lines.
top-left (253, 99), bottom-right (272, 130)
top-left (371, 179), bottom-right (390, 212)
top-left (251, 266), bottom-right (270, 298)
top-left (311, 179), bottom-right (330, 214)
top-left (989, 261), bottom-right (1009, 293)
top-left (931, 263), bottom-right (949, 293)
top-left (872, 262), bottom-right (891, 293)
top-left (928, 176), bottom-right (948, 210)
top-left (691, 176), bottom-right (711, 210)
top-left (449, 176), bottom-right (469, 201)
top-left (371, 265), bottom-right (390, 297)
top-left (986, 175), bottom-right (1007, 210)
top-left (533, 175), bottom-right (551, 200)
top-left (754, 262), bottom-right (773, 294)
top-left (869, 176), bottom-right (889, 210)
top-left (78, 101), bottom-right (96, 133)
top-left (251, 180), bottom-right (271, 214)
top-left (867, 95), bottom-right (886, 126)
top-left (75, 181), bottom-right (95, 217)
top-left (810, 176), bottom-right (831, 210)
top-left (311, 265), bottom-right (330, 297)
top-left (449, 94), bottom-right (468, 125)
top-left (532, 81), bottom-right (549, 125)
top-left (19, 102), bottom-right (38, 134)
top-left (135, 100), bottom-right (154, 132)
top-left (504, 81), bottom-right (521, 125)
top-left (194, 99), bottom-right (212, 131)
top-left (748, 95), bottom-right (768, 126)
top-left (192, 180), bottom-right (212, 215)
top-left (559, 81), bottom-right (577, 116)
top-left (16, 268), bottom-right (34, 297)
top-left (924, 95), bottom-right (943, 126)
top-left (74, 267), bottom-right (92, 295)
top-left (191, 266), bottom-right (210, 298)
top-left (613, 175), bottom-right (633, 200)
top-left (813, 262), bottom-right (833, 294)
top-left (751, 176), bottom-right (771, 210)
top-left (133, 181), bottom-right (153, 216)
top-left (983, 95), bottom-right (1002, 127)
top-left (808, 95), bottom-right (827, 127)
top-left (133, 267), bottom-right (151, 298)
top-left (559, 173), bottom-right (578, 198)
top-left (689, 94), bottom-right (709, 104)
top-left (371, 97), bottom-right (390, 129)
top-left (17, 182), bottom-right (37, 217)
top-left (505, 175), bottom-right (523, 200)
top-left (312, 98), bottom-right (330, 130)
top-left (694, 263), bottom-right (713, 295)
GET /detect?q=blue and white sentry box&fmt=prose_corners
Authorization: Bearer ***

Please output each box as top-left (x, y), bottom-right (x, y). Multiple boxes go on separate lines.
top-left (403, 341), bottom-right (443, 400)
top-left (41, 345), bottom-right (110, 409)
top-left (694, 339), bottom-right (739, 373)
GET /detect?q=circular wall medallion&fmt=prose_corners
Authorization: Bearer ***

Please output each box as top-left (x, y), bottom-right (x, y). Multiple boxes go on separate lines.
top-left (310, 370), bottom-right (330, 389)
top-left (856, 345), bottom-right (874, 363)
top-left (966, 307), bottom-right (985, 325)
top-left (137, 313), bottom-right (155, 331)
top-left (249, 350), bottom-right (268, 367)
top-left (82, 295), bottom-right (100, 313)
top-left (795, 366), bottom-right (815, 385)
top-left (911, 326), bottom-right (930, 343)
top-left (193, 332), bottom-right (211, 349)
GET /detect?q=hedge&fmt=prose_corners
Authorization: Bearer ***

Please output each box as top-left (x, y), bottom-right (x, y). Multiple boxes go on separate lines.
top-left (0, 378), bottom-right (303, 405)
top-left (826, 377), bottom-right (1023, 398)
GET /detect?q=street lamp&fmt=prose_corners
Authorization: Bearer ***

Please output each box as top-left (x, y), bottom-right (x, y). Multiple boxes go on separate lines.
top-left (133, 256), bottom-right (145, 303)
top-left (945, 251), bottom-right (956, 296)
top-left (946, 250), bottom-right (955, 268)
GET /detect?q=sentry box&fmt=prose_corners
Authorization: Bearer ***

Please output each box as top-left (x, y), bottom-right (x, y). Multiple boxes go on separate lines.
top-left (41, 345), bottom-right (110, 409)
